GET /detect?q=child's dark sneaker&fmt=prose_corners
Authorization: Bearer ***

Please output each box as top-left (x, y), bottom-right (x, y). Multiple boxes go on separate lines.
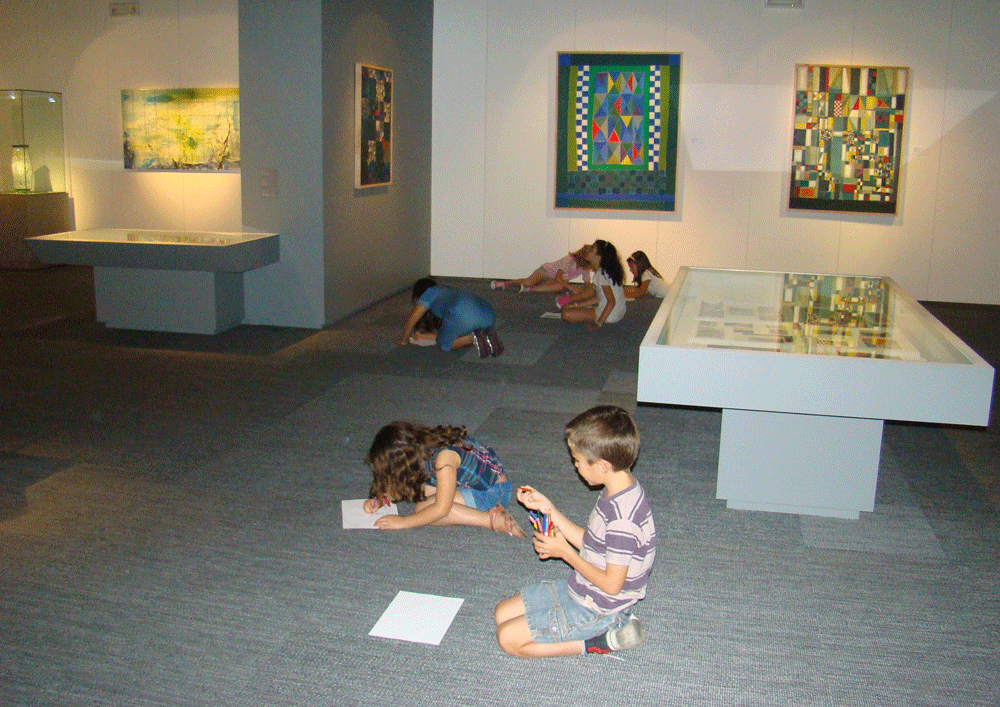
top-left (584, 614), bottom-right (645, 654)
top-left (473, 329), bottom-right (491, 357)
top-left (485, 327), bottom-right (504, 357)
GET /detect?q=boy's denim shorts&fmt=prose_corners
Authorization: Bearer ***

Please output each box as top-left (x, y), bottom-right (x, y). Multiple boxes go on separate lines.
top-left (459, 479), bottom-right (511, 511)
top-left (521, 578), bottom-right (629, 643)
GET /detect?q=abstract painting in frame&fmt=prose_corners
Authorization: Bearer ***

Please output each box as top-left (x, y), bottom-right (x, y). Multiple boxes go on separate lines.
top-left (121, 88), bottom-right (240, 171)
top-left (556, 52), bottom-right (681, 212)
top-left (789, 64), bottom-right (909, 214)
top-left (355, 63), bottom-right (392, 188)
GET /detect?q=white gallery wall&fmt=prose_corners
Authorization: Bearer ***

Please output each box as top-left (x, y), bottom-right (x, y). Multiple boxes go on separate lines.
top-left (431, 0), bottom-right (1000, 304)
top-left (0, 0), bottom-right (241, 235)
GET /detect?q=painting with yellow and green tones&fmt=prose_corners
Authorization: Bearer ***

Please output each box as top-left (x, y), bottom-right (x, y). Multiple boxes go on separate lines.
top-left (122, 88), bottom-right (239, 171)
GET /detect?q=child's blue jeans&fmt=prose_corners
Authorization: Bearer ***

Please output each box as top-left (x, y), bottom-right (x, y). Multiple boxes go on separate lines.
top-left (521, 578), bottom-right (629, 643)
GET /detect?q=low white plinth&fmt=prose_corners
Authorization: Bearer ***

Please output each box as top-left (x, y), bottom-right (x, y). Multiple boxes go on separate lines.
top-left (94, 267), bottom-right (243, 335)
top-left (718, 409), bottom-right (883, 519)
top-left (638, 267), bottom-right (995, 519)
top-left (25, 228), bottom-right (280, 334)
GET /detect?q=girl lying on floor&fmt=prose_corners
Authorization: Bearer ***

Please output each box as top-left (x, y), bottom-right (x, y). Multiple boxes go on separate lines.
top-left (490, 245), bottom-right (593, 294)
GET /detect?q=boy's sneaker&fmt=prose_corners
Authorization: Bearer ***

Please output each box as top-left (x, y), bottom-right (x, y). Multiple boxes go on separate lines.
top-left (472, 329), bottom-right (491, 358)
top-left (585, 614), bottom-right (645, 654)
top-left (519, 285), bottom-right (533, 293)
top-left (607, 614), bottom-right (646, 651)
top-left (555, 295), bottom-right (570, 309)
top-left (485, 326), bottom-right (505, 357)
top-left (490, 280), bottom-right (506, 290)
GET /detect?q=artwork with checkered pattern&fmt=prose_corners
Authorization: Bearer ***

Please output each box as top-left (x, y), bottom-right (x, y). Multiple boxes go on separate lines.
top-left (789, 64), bottom-right (909, 214)
top-left (556, 52), bottom-right (681, 212)
top-left (355, 64), bottom-right (392, 188)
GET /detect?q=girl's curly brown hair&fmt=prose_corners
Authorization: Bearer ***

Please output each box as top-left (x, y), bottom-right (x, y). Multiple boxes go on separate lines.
top-left (366, 421), bottom-right (468, 503)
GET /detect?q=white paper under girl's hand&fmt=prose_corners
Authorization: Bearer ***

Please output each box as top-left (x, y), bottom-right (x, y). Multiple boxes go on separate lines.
top-left (342, 499), bottom-right (398, 529)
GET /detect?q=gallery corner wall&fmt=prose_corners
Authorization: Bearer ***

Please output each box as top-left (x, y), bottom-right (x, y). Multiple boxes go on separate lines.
top-left (240, 0), bottom-right (433, 328)
top-left (239, 0), bottom-right (325, 328)
top-left (321, 0), bottom-right (434, 323)
top-left (431, 0), bottom-right (1000, 305)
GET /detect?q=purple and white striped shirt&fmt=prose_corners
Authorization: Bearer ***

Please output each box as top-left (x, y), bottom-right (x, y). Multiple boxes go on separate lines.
top-left (567, 481), bottom-right (656, 615)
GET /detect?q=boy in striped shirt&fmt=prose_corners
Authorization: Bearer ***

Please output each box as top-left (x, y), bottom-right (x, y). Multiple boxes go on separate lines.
top-left (495, 405), bottom-right (657, 657)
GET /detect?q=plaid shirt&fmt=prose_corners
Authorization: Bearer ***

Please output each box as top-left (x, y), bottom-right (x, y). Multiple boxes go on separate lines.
top-left (426, 436), bottom-right (504, 491)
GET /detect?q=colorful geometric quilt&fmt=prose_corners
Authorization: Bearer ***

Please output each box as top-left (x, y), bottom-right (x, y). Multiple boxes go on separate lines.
top-left (556, 52), bottom-right (681, 212)
top-left (789, 65), bottom-right (908, 214)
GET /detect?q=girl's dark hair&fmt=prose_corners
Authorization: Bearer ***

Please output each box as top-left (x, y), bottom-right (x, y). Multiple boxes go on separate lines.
top-left (412, 277), bottom-right (437, 301)
top-left (366, 421), bottom-right (467, 503)
top-left (414, 309), bottom-right (442, 334)
top-left (570, 245), bottom-right (591, 269)
top-left (592, 240), bottom-right (625, 286)
top-left (628, 250), bottom-right (661, 284)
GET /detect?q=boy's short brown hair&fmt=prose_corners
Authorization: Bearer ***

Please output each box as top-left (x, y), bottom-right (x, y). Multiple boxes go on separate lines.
top-left (564, 405), bottom-right (640, 472)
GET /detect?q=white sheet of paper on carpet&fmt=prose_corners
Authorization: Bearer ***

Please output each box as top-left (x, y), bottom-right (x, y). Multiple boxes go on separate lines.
top-left (369, 591), bottom-right (465, 645)
top-left (341, 499), bottom-right (399, 529)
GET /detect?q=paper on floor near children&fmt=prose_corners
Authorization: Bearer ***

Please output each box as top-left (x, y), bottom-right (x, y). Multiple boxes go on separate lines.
top-left (369, 591), bottom-right (465, 645)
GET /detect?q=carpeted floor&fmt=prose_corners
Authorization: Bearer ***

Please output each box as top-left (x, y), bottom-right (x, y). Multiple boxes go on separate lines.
top-left (1, 267), bottom-right (998, 706)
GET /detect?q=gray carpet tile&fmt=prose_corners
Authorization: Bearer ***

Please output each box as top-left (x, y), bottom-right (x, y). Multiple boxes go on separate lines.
top-left (800, 503), bottom-right (946, 558)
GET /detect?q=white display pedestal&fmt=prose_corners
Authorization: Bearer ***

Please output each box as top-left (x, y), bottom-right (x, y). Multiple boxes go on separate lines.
top-left (94, 267), bottom-right (244, 335)
top-left (638, 267), bottom-right (995, 519)
top-left (26, 228), bottom-right (279, 334)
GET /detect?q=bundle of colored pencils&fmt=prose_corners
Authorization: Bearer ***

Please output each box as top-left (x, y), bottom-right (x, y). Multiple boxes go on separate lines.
top-left (527, 509), bottom-right (554, 536)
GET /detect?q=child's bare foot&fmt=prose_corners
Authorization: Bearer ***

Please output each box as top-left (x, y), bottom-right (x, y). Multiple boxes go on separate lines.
top-left (489, 505), bottom-right (525, 537)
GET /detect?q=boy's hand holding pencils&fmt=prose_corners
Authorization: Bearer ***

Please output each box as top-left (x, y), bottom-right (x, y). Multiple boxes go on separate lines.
top-left (519, 485), bottom-right (571, 559)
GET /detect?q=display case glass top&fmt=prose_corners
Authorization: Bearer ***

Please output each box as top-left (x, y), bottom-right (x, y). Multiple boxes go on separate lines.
top-left (657, 267), bottom-right (971, 365)
top-left (2, 89), bottom-right (66, 194)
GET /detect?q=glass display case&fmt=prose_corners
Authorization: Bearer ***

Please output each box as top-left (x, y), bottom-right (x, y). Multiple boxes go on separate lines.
top-left (2, 89), bottom-right (66, 193)
top-left (0, 89), bottom-right (70, 268)
top-left (638, 267), bottom-right (995, 519)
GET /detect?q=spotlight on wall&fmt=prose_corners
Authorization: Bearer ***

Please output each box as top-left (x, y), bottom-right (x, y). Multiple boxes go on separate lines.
top-left (110, 2), bottom-right (139, 17)
top-left (765, 0), bottom-right (804, 7)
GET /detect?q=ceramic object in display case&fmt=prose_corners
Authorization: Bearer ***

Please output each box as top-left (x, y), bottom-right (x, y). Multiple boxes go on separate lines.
top-left (2, 89), bottom-right (66, 194)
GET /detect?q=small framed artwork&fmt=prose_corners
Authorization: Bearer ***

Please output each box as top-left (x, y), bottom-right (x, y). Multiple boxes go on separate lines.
top-left (555, 51), bottom-right (681, 212)
top-left (789, 64), bottom-right (909, 214)
top-left (355, 63), bottom-right (392, 188)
